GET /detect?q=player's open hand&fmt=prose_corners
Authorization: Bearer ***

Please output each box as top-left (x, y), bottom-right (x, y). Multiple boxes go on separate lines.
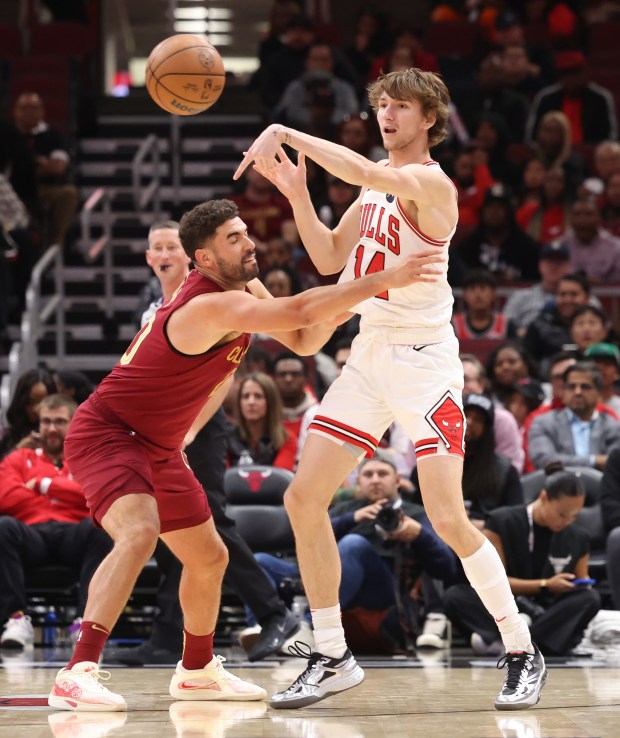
top-left (387, 249), bottom-right (446, 289)
top-left (233, 124), bottom-right (283, 180)
top-left (253, 148), bottom-right (307, 200)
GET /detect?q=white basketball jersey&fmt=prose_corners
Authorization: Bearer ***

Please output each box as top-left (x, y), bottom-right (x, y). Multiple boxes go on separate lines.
top-left (339, 161), bottom-right (456, 344)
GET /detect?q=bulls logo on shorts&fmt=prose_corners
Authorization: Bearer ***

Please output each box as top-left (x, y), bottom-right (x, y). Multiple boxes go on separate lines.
top-left (424, 391), bottom-right (465, 457)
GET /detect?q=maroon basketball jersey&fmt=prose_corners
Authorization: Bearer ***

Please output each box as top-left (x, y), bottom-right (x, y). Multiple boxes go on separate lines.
top-left (97, 270), bottom-right (250, 453)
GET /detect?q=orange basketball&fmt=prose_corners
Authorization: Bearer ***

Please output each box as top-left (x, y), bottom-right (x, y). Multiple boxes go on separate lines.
top-left (145, 34), bottom-right (225, 115)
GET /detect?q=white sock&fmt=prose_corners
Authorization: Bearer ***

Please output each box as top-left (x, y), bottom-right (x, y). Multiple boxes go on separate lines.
top-left (310, 604), bottom-right (347, 658)
top-left (461, 539), bottom-right (533, 653)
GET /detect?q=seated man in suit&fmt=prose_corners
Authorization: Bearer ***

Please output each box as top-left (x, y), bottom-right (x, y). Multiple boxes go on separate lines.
top-left (528, 361), bottom-right (620, 471)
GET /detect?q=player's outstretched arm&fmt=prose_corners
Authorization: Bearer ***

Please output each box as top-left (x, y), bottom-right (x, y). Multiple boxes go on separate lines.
top-left (168, 249), bottom-right (444, 355)
top-left (253, 148), bottom-right (361, 275)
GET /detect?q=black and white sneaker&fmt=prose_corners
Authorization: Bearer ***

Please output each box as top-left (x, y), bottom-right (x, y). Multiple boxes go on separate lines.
top-left (495, 644), bottom-right (547, 711)
top-left (269, 646), bottom-right (364, 709)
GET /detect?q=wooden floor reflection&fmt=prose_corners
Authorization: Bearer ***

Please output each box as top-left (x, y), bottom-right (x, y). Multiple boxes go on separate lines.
top-left (1, 653), bottom-right (620, 738)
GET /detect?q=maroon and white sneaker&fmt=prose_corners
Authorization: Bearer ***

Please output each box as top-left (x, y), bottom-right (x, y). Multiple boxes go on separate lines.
top-left (48, 662), bottom-right (127, 712)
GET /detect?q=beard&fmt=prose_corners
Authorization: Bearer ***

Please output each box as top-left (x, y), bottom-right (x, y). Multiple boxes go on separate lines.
top-left (215, 254), bottom-right (259, 283)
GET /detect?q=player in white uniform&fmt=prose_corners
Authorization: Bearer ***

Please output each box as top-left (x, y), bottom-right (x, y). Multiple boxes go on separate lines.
top-left (236, 68), bottom-right (546, 711)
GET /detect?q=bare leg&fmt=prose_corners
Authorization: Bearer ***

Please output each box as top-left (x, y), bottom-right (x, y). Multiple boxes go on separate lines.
top-left (416, 455), bottom-right (484, 556)
top-left (284, 433), bottom-right (359, 608)
top-left (82, 494), bottom-right (160, 628)
top-left (160, 518), bottom-right (228, 635)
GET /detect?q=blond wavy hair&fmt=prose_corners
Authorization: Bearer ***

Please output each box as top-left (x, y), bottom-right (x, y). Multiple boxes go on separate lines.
top-left (367, 68), bottom-right (451, 148)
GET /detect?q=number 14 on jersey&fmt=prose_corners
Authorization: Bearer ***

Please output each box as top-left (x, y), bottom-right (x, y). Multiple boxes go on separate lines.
top-left (353, 244), bottom-right (389, 301)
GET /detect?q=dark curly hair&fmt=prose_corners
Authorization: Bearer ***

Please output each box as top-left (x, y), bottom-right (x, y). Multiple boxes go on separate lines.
top-left (179, 199), bottom-right (240, 261)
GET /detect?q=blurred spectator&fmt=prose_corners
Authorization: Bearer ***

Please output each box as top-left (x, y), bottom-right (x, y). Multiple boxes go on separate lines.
top-left (584, 342), bottom-right (620, 415)
top-left (457, 184), bottom-right (541, 283)
top-left (600, 448), bottom-right (620, 609)
top-left (530, 111), bottom-right (587, 196)
top-left (521, 351), bottom-right (578, 473)
top-left (317, 176), bottom-right (360, 229)
top-left (12, 92), bottom-right (80, 248)
top-left (272, 352), bottom-right (319, 440)
top-left (506, 377), bottom-right (546, 431)
top-left (516, 156), bottom-right (546, 208)
top-left (0, 368), bottom-right (56, 459)
top-left (452, 146), bottom-right (496, 227)
top-left (227, 372), bottom-right (297, 470)
top-left (343, 6), bottom-right (391, 87)
top-left (523, 272), bottom-right (592, 365)
top-left (590, 141), bottom-right (620, 192)
top-left (526, 51), bottom-right (618, 145)
top-left (563, 198), bottom-right (620, 283)
top-left (0, 173), bottom-right (38, 341)
top-left (0, 394), bottom-right (112, 650)
top-left (528, 360), bottom-right (620, 470)
top-left (501, 44), bottom-right (547, 99)
top-left (486, 341), bottom-right (538, 408)
top-left (456, 52), bottom-right (529, 143)
top-left (444, 468), bottom-right (599, 657)
top-left (491, 9), bottom-right (555, 87)
top-left (258, 14), bottom-right (317, 109)
top-left (230, 168), bottom-right (295, 269)
top-left (460, 393), bottom-right (524, 527)
top-left (473, 112), bottom-right (521, 187)
top-left (600, 170), bottom-right (620, 238)
top-left (256, 0), bottom-right (303, 67)
top-left (544, 1), bottom-right (585, 47)
top-left (368, 26), bottom-right (439, 82)
top-left (452, 268), bottom-right (512, 341)
top-left (0, 119), bottom-right (37, 214)
top-left (503, 239), bottom-right (572, 337)
top-left (516, 167), bottom-right (572, 243)
top-left (569, 304), bottom-right (614, 355)
top-left (336, 114), bottom-right (386, 162)
top-left (461, 353), bottom-right (525, 472)
top-left (273, 42), bottom-right (360, 131)
top-left (262, 237), bottom-right (319, 291)
top-left (261, 265), bottom-right (301, 298)
top-left (258, 15), bottom-right (358, 110)
top-left (54, 370), bottom-right (94, 406)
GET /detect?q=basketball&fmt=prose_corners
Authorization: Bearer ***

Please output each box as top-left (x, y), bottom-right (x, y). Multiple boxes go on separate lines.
top-left (145, 34), bottom-right (225, 115)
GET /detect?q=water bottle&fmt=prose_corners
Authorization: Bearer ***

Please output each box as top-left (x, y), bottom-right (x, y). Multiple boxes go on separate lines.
top-left (43, 607), bottom-right (59, 646)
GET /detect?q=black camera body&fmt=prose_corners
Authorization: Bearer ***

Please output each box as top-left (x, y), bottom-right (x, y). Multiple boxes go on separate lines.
top-left (374, 497), bottom-right (403, 534)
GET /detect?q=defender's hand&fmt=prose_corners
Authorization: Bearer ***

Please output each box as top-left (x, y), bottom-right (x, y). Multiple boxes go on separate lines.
top-left (386, 250), bottom-right (446, 289)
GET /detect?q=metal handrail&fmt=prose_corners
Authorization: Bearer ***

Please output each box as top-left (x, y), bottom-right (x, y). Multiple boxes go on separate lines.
top-left (0, 245), bottom-right (65, 422)
top-left (132, 134), bottom-right (162, 215)
top-left (81, 187), bottom-right (115, 321)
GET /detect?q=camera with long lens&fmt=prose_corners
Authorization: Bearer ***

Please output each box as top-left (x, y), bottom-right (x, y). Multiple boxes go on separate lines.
top-left (374, 497), bottom-right (403, 534)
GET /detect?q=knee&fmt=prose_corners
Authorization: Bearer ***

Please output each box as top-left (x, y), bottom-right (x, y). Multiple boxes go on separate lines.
top-left (338, 534), bottom-right (371, 557)
top-left (115, 521), bottom-right (160, 562)
top-left (283, 483), bottom-right (314, 519)
top-left (0, 516), bottom-right (23, 542)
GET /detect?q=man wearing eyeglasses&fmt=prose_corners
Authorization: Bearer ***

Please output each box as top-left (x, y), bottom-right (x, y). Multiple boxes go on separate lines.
top-left (528, 361), bottom-right (620, 470)
top-left (0, 393), bottom-right (112, 649)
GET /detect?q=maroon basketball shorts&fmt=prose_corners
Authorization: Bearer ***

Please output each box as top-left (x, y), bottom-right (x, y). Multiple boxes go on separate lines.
top-left (64, 392), bottom-right (211, 533)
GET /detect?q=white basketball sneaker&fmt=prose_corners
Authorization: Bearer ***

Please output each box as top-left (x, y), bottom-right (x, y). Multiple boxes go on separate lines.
top-left (48, 662), bottom-right (127, 712)
top-left (169, 655), bottom-right (267, 701)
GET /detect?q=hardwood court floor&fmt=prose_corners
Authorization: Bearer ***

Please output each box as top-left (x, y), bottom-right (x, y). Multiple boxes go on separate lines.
top-left (1, 651), bottom-right (620, 738)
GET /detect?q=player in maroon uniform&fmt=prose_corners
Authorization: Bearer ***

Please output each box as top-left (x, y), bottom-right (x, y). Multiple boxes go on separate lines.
top-left (48, 199), bottom-right (444, 711)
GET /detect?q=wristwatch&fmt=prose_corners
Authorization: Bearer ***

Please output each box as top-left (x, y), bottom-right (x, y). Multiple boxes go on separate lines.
top-left (539, 579), bottom-right (548, 593)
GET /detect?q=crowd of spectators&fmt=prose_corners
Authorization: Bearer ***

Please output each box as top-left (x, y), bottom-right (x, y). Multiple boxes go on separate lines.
top-left (6, 0), bottom-right (620, 658)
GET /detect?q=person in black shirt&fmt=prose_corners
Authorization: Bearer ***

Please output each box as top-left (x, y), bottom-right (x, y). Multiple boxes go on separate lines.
top-left (444, 467), bottom-right (600, 656)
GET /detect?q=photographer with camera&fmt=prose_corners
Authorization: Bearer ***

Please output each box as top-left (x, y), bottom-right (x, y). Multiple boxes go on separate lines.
top-left (329, 452), bottom-right (458, 651)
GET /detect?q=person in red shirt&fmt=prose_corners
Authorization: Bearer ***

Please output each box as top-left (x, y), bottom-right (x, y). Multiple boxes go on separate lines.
top-left (0, 394), bottom-right (112, 650)
top-left (48, 198), bottom-right (441, 711)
